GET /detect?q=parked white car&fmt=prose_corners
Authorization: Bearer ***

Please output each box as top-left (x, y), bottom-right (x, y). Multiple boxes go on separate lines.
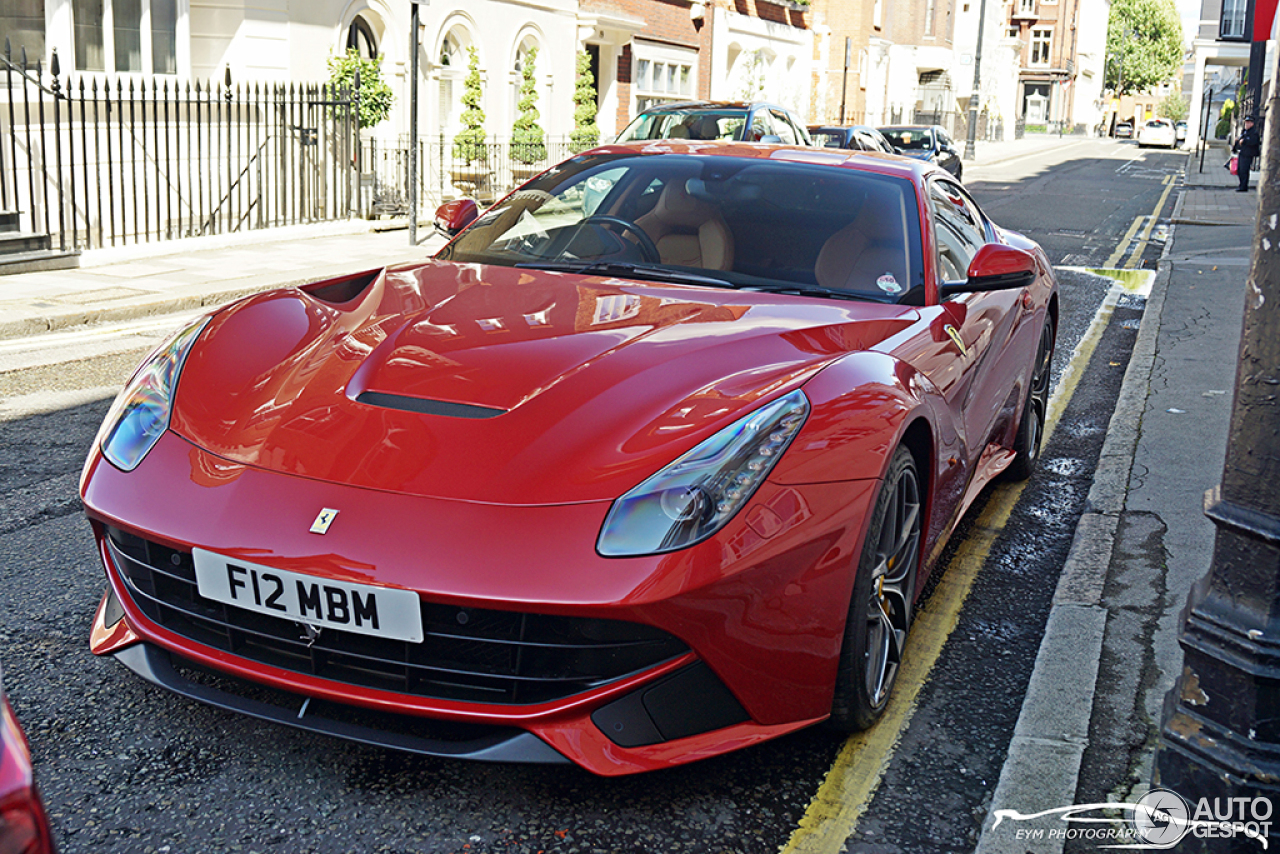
top-left (1137, 119), bottom-right (1177, 149)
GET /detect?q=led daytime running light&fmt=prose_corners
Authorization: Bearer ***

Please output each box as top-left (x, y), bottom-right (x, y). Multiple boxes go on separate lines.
top-left (99, 316), bottom-right (209, 471)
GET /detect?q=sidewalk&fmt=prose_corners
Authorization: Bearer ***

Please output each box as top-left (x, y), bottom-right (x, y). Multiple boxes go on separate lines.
top-left (977, 147), bottom-right (1261, 851)
top-left (0, 222), bottom-right (447, 339)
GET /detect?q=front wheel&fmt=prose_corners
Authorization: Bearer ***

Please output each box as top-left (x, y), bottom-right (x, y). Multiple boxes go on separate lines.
top-left (1003, 314), bottom-right (1055, 482)
top-left (828, 445), bottom-right (922, 731)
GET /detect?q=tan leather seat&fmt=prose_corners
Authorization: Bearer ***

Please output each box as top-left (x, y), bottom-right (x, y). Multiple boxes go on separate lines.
top-left (635, 179), bottom-right (734, 270)
top-left (814, 200), bottom-right (910, 298)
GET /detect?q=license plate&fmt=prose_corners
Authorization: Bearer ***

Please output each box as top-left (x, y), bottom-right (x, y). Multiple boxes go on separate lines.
top-left (192, 549), bottom-right (424, 643)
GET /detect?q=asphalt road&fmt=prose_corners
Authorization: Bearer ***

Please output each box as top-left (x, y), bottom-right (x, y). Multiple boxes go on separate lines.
top-left (0, 139), bottom-right (1187, 854)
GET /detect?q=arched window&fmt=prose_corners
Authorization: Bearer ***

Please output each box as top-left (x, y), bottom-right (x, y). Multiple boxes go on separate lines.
top-left (347, 15), bottom-right (377, 59)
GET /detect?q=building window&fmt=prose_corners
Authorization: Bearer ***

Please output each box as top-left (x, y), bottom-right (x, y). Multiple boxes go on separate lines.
top-left (1017, 0), bottom-right (1036, 15)
top-left (633, 44), bottom-right (694, 112)
top-left (926, 0), bottom-right (936, 34)
top-left (1221, 0), bottom-right (1246, 39)
top-left (0, 0), bottom-right (45, 60)
top-left (347, 15), bottom-right (377, 59)
top-left (71, 0), bottom-right (176, 73)
top-left (873, 0), bottom-right (883, 29)
top-left (1030, 27), bottom-right (1052, 66)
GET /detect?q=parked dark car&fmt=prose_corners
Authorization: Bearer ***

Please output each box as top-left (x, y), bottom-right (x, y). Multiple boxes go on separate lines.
top-left (1114, 120), bottom-right (1134, 139)
top-left (878, 125), bottom-right (964, 180)
top-left (808, 125), bottom-right (898, 154)
top-left (616, 100), bottom-right (813, 146)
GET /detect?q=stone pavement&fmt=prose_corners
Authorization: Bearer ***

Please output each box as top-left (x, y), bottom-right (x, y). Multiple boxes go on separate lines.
top-left (976, 148), bottom-right (1263, 851)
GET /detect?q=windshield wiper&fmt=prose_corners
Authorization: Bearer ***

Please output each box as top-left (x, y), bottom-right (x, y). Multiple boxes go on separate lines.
top-left (742, 284), bottom-right (876, 302)
top-left (515, 260), bottom-right (735, 289)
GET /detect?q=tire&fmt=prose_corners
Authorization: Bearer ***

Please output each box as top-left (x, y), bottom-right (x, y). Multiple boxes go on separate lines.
top-left (828, 445), bottom-right (922, 731)
top-left (1003, 314), bottom-right (1055, 482)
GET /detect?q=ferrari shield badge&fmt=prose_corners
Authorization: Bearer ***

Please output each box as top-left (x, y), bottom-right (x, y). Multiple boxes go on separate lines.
top-left (309, 508), bottom-right (339, 534)
top-left (944, 325), bottom-right (969, 357)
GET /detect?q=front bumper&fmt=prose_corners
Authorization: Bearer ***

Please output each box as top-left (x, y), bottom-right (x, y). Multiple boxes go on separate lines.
top-left (84, 431), bottom-right (875, 774)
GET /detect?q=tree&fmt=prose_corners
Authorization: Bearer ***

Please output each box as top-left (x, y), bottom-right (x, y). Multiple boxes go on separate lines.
top-left (511, 46), bottom-right (546, 164)
top-left (1105, 0), bottom-right (1184, 96)
top-left (453, 46), bottom-right (486, 163)
top-left (326, 49), bottom-right (394, 129)
top-left (570, 50), bottom-right (599, 153)
top-left (1158, 91), bottom-right (1189, 122)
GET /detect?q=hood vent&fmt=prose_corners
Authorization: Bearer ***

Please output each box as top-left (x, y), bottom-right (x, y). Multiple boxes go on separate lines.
top-left (356, 391), bottom-right (505, 419)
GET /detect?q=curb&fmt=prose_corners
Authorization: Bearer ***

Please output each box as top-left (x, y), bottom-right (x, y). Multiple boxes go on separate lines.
top-left (973, 199), bottom-right (1176, 852)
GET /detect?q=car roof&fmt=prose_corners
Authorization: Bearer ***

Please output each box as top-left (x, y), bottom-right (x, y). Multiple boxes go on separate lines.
top-left (634, 100), bottom-right (790, 113)
top-left (583, 139), bottom-right (936, 181)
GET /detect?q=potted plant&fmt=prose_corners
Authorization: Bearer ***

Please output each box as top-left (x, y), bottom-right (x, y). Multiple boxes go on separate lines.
top-left (451, 46), bottom-right (489, 195)
top-left (569, 50), bottom-right (599, 153)
top-left (510, 46), bottom-right (547, 182)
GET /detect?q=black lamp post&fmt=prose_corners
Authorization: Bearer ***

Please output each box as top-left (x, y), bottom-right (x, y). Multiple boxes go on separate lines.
top-left (1154, 29), bottom-right (1280, 844)
top-left (963, 0), bottom-right (989, 160)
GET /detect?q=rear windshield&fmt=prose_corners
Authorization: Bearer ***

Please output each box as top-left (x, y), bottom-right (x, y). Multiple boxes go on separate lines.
top-left (880, 128), bottom-right (934, 151)
top-left (437, 152), bottom-right (925, 303)
top-left (616, 110), bottom-right (748, 143)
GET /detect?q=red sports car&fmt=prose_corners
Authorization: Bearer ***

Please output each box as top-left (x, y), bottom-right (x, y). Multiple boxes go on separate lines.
top-left (1, 665), bottom-right (57, 854)
top-left (83, 142), bottom-right (1057, 776)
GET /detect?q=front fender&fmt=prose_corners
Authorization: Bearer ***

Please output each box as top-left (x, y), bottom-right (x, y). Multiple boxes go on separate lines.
top-left (773, 351), bottom-right (945, 485)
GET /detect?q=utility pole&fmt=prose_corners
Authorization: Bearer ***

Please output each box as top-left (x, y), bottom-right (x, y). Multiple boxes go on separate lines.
top-left (1154, 33), bottom-right (1280, 834)
top-left (839, 37), bottom-right (850, 124)
top-left (964, 0), bottom-right (989, 160)
top-left (408, 1), bottom-right (422, 246)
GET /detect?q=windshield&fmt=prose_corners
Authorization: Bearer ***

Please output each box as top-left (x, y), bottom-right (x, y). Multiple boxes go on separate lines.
top-left (616, 110), bottom-right (749, 143)
top-left (880, 128), bottom-right (934, 151)
top-left (436, 152), bottom-right (925, 303)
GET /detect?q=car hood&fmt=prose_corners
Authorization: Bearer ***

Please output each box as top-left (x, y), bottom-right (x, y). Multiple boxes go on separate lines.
top-left (170, 261), bottom-right (917, 504)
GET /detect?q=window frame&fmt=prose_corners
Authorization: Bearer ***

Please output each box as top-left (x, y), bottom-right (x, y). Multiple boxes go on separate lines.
top-left (1029, 27), bottom-right (1052, 67)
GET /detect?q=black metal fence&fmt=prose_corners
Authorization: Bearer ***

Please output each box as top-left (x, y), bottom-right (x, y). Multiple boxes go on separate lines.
top-left (1, 44), bottom-right (360, 252)
top-left (361, 135), bottom-right (588, 217)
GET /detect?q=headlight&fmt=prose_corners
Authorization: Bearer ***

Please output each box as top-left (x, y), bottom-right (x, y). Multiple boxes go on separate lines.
top-left (97, 316), bottom-right (209, 471)
top-left (597, 390), bottom-right (810, 557)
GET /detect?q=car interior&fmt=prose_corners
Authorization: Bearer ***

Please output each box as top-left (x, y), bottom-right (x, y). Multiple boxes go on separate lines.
top-left (446, 155), bottom-right (925, 304)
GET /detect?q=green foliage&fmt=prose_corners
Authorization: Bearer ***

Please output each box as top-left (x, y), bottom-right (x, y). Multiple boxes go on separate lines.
top-left (511, 46), bottom-right (546, 164)
top-left (1105, 0), bottom-right (1184, 96)
top-left (736, 50), bottom-right (766, 101)
top-left (327, 48), bottom-right (394, 129)
top-left (570, 50), bottom-right (599, 153)
top-left (1158, 91), bottom-right (1189, 122)
top-left (453, 46), bottom-right (486, 162)
top-left (1216, 99), bottom-right (1235, 139)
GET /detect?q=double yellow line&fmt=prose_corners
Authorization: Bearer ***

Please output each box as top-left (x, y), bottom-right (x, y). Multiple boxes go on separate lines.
top-left (782, 228), bottom-right (1155, 854)
top-left (1105, 174), bottom-right (1177, 269)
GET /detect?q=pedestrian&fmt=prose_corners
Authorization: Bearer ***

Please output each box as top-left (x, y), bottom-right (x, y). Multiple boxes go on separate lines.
top-left (1234, 115), bottom-right (1262, 192)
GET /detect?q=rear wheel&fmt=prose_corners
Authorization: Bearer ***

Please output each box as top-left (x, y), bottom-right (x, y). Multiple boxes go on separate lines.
top-left (829, 445), bottom-right (922, 731)
top-left (1003, 314), bottom-right (1055, 482)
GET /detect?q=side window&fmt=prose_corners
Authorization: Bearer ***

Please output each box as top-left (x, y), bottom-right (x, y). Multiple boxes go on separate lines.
top-left (770, 110), bottom-right (799, 145)
top-left (930, 179), bottom-right (986, 282)
top-left (749, 110), bottom-right (774, 142)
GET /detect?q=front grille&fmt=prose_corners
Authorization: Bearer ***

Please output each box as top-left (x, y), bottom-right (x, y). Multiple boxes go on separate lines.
top-left (105, 526), bottom-right (688, 705)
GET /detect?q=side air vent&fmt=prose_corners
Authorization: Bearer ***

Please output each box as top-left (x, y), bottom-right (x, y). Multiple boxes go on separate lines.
top-left (301, 269), bottom-right (380, 304)
top-left (355, 391), bottom-right (505, 419)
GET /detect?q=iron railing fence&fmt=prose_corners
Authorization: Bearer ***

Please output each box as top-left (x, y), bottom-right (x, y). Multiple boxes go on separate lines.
top-left (361, 135), bottom-right (590, 217)
top-left (1, 44), bottom-right (360, 252)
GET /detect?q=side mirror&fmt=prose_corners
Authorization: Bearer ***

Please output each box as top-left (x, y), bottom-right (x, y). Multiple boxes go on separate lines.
top-left (938, 244), bottom-right (1038, 299)
top-left (434, 198), bottom-right (479, 237)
